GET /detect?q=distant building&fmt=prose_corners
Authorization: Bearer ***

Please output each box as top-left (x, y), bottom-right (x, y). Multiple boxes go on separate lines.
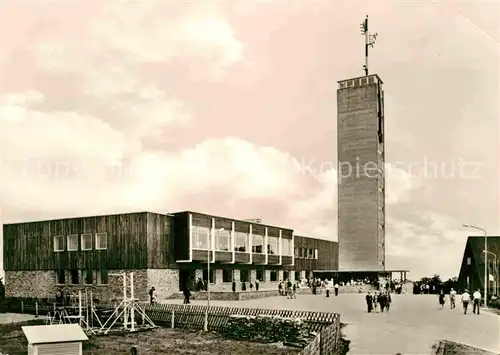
top-left (457, 236), bottom-right (500, 296)
top-left (3, 211), bottom-right (338, 301)
top-left (337, 74), bottom-right (386, 271)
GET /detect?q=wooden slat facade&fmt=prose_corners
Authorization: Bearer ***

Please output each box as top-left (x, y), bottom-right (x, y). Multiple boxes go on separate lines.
top-left (214, 251), bottom-right (232, 262)
top-left (234, 252), bottom-right (250, 263)
top-left (252, 254), bottom-right (266, 264)
top-left (294, 236), bottom-right (339, 271)
top-left (268, 255), bottom-right (280, 264)
top-left (146, 212), bottom-right (176, 269)
top-left (3, 212), bottom-right (149, 271)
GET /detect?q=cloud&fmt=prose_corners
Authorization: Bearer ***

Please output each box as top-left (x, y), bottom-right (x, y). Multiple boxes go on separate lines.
top-left (34, 1), bottom-right (243, 82)
top-left (386, 212), bottom-right (468, 279)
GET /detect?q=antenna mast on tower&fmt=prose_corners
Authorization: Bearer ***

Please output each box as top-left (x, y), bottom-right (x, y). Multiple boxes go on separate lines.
top-left (360, 15), bottom-right (378, 76)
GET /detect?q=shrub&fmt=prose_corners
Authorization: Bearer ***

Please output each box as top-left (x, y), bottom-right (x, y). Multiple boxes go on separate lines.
top-left (222, 314), bottom-right (312, 346)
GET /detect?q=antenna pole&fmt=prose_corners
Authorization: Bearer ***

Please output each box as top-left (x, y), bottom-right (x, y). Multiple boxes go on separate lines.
top-left (365, 16), bottom-right (369, 76)
top-left (360, 15), bottom-right (378, 76)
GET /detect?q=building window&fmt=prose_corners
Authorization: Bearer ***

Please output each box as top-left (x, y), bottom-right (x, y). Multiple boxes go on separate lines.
top-left (294, 247), bottom-right (299, 258)
top-left (314, 249), bottom-right (319, 259)
top-left (67, 234), bottom-right (78, 251)
top-left (203, 269), bottom-right (215, 284)
top-left (53, 235), bottom-right (64, 252)
top-left (70, 269), bottom-right (79, 285)
top-left (193, 226), bottom-right (210, 249)
top-left (215, 228), bottom-right (231, 251)
top-left (252, 234), bottom-right (264, 253)
top-left (300, 248), bottom-right (306, 258)
top-left (81, 234), bottom-right (92, 250)
top-left (467, 257), bottom-right (471, 265)
top-left (83, 269), bottom-right (93, 285)
top-left (282, 239), bottom-right (292, 256)
top-left (308, 249), bottom-right (314, 259)
top-left (55, 270), bottom-right (65, 284)
top-left (95, 233), bottom-right (107, 250)
top-left (256, 269), bottom-right (264, 282)
top-left (240, 270), bottom-right (249, 283)
top-left (222, 269), bottom-right (232, 283)
top-left (270, 270), bottom-right (277, 282)
top-left (267, 236), bottom-right (278, 255)
top-left (234, 231), bottom-right (249, 252)
top-left (96, 269), bottom-right (108, 285)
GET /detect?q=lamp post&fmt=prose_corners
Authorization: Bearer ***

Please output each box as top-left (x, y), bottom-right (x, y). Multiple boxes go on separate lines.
top-left (484, 250), bottom-right (497, 297)
top-left (463, 224), bottom-right (488, 307)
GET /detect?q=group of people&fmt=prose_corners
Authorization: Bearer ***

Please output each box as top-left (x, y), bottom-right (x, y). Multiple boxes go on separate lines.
top-left (323, 280), bottom-right (340, 297)
top-left (365, 291), bottom-right (392, 313)
top-left (278, 279), bottom-right (297, 298)
top-left (442, 288), bottom-right (483, 315)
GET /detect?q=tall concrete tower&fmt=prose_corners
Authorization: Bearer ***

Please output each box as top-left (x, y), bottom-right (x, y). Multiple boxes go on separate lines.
top-left (337, 74), bottom-right (386, 271)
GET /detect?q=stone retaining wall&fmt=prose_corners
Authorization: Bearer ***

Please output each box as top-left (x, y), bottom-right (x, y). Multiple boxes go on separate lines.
top-left (147, 269), bottom-right (179, 299)
top-left (4, 269), bottom-right (149, 302)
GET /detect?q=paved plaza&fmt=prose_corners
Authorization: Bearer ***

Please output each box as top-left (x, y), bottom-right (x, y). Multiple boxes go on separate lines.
top-left (166, 294), bottom-right (500, 354)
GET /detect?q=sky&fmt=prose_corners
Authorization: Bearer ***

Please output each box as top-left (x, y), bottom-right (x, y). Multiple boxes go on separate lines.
top-left (0, 0), bottom-right (498, 280)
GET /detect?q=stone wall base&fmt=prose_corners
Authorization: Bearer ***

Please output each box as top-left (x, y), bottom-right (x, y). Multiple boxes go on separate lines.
top-left (5, 269), bottom-right (149, 302)
top-left (147, 269), bottom-right (179, 299)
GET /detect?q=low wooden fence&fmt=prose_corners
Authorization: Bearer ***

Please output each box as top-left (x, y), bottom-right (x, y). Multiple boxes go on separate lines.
top-left (0, 298), bottom-right (344, 354)
top-left (143, 303), bottom-right (338, 334)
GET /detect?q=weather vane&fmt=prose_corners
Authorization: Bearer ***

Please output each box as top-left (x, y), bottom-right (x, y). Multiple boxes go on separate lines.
top-left (360, 15), bottom-right (378, 76)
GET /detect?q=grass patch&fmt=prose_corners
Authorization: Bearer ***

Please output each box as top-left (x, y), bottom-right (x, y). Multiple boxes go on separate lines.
top-left (0, 320), bottom-right (301, 355)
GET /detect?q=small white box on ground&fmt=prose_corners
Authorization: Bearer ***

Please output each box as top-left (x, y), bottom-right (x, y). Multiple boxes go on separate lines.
top-left (21, 323), bottom-right (89, 355)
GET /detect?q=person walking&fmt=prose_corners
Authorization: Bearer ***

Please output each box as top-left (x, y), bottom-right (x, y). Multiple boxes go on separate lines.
top-left (378, 292), bottom-right (387, 312)
top-left (183, 278), bottom-right (192, 304)
top-left (149, 286), bottom-right (156, 305)
top-left (286, 279), bottom-right (293, 299)
top-left (334, 282), bottom-right (339, 296)
top-left (373, 293), bottom-right (379, 312)
top-left (461, 289), bottom-right (471, 314)
top-left (472, 289), bottom-right (481, 315)
top-left (438, 290), bottom-right (445, 308)
top-left (292, 282), bottom-right (297, 299)
top-left (365, 292), bottom-right (373, 313)
top-left (449, 288), bottom-right (457, 309)
top-left (385, 291), bottom-right (392, 312)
